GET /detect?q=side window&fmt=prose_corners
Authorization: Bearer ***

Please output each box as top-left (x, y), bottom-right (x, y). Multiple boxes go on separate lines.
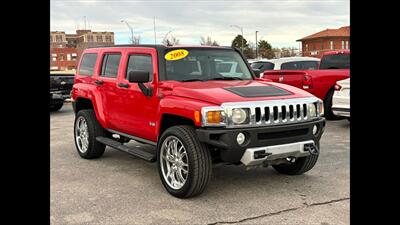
top-left (281, 62), bottom-right (298, 70)
top-left (126, 55), bottom-right (153, 81)
top-left (79, 53), bottom-right (98, 76)
top-left (100, 53), bottom-right (121, 78)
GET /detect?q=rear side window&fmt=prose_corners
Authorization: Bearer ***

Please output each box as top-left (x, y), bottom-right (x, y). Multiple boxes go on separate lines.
top-left (126, 55), bottom-right (153, 81)
top-left (79, 53), bottom-right (97, 76)
top-left (100, 53), bottom-right (121, 78)
top-left (281, 61), bottom-right (319, 70)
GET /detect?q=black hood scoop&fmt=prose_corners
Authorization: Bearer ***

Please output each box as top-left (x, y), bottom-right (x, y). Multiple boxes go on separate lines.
top-left (224, 86), bottom-right (292, 98)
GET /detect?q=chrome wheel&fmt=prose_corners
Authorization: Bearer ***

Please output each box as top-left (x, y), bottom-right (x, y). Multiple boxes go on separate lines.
top-left (75, 116), bottom-right (89, 153)
top-left (160, 136), bottom-right (189, 190)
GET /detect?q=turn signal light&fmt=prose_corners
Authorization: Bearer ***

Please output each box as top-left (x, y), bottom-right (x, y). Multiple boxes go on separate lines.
top-left (206, 111), bottom-right (222, 124)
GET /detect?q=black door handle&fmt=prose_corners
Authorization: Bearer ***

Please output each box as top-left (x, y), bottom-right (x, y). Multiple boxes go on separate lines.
top-left (118, 83), bottom-right (129, 88)
top-left (94, 80), bottom-right (104, 85)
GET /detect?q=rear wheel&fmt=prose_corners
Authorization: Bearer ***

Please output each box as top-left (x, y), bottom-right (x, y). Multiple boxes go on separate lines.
top-left (157, 125), bottom-right (212, 198)
top-left (74, 109), bottom-right (106, 159)
top-left (324, 89), bottom-right (343, 120)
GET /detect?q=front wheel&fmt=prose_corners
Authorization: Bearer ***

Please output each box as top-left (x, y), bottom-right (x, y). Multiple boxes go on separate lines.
top-left (157, 126), bottom-right (212, 198)
top-left (272, 153), bottom-right (319, 175)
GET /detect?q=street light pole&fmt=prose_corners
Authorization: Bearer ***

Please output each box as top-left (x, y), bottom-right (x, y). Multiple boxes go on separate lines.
top-left (121, 19), bottom-right (134, 44)
top-left (255, 31), bottom-right (259, 59)
top-left (230, 25), bottom-right (244, 52)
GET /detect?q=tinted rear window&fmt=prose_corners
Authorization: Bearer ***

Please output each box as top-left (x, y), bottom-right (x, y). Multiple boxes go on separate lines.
top-left (250, 62), bottom-right (275, 72)
top-left (100, 54), bottom-right (121, 78)
top-left (281, 61), bottom-right (319, 70)
top-left (319, 54), bottom-right (350, 69)
top-left (79, 53), bottom-right (98, 76)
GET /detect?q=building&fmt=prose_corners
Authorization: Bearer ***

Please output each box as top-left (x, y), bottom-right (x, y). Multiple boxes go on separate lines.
top-left (50, 30), bottom-right (114, 71)
top-left (297, 26), bottom-right (350, 58)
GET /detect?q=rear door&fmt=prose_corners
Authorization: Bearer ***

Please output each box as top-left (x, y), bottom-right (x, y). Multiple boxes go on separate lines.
top-left (96, 50), bottom-right (123, 130)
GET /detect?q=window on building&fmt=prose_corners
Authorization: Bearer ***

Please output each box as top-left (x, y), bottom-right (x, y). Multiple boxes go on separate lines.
top-left (52, 57), bottom-right (57, 62)
top-left (56, 35), bottom-right (63, 43)
top-left (100, 53), bottom-right (121, 78)
top-left (67, 54), bottom-right (71, 61)
top-left (126, 55), bottom-right (153, 81)
top-left (330, 41), bottom-right (334, 50)
top-left (59, 54), bottom-right (64, 61)
top-left (305, 44), bottom-right (308, 52)
top-left (71, 53), bottom-right (77, 61)
top-left (345, 41), bottom-right (349, 49)
top-left (79, 53), bottom-right (98, 76)
top-left (342, 41), bottom-right (345, 49)
top-left (87, 35), bottom-right (94, 42)
top-left (97, 35), bottom-right (103, 42)
top-left (105, 36), bottom-right (112, 42)
top-left (52, 53), bottom-right (57, 57)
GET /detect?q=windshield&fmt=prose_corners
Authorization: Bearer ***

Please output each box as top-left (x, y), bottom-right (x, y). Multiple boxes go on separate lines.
top-left (164, 49), bottom-right (253, 81)
top-left (319, 54), bottom-right (350, 69)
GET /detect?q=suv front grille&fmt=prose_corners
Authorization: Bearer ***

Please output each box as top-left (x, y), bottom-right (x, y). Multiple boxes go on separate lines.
top-left (221, 97), bottom-right (321, 128)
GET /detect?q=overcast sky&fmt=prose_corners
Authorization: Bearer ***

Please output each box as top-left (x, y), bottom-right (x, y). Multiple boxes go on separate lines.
top-left (50, 0), bottom-right (349, 48)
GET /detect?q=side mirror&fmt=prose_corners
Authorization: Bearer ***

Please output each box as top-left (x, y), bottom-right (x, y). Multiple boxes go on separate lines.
top-left (128, 70), bottom-right (150, 83)
top-left (252, 69), bottom-right (261, 78)
top-left (127, 70), bottom-right (152, 96)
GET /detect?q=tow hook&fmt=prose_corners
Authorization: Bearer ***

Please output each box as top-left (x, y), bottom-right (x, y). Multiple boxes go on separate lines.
top-left (304, 143), bottom-right (319, 155)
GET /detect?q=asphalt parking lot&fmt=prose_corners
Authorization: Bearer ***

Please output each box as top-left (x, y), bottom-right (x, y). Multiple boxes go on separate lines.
top-left (51, 103), bottom-right (349, 225)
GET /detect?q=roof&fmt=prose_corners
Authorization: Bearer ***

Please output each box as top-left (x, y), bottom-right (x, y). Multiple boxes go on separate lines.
top-left (297, 26), bottom-right (350, 41)
top-left (253, 56), bottom-right (320, 63)
top-left (88, 44), bottom-right (232, 49)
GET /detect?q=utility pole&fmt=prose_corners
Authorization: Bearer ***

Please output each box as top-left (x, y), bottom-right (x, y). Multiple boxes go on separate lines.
top-left (255, 31), bottom-right (259, 59)
top-left (230, 25), bottom-right (244, 52)
top-left (121, 20), bottom-right (134, 44)
top-left (84, 16), bottom-right (87, 30)
top-left (153, 16), bottom-right (157, 45)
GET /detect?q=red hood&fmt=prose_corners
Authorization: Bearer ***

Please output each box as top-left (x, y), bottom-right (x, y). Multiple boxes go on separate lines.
top-left (160, 80), bottom-right (315, 105)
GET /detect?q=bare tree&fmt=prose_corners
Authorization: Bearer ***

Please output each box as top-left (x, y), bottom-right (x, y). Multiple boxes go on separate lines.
top-left (130, 35), bottom-right (141, 45)
top-left (162, 35), bottom-right (179, 45)
top-left (200, 36), bottom-right (219, 46)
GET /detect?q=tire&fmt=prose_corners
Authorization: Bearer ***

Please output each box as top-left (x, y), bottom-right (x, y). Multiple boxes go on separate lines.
top-left (324, 89), bottom-right (343, 120)
top-left (272, 147), bottom-right (319, 175)
top-left (49, 102), bottom-right (63, 111)
top-left (74, 109), bottom-right (106, 159)
top-left (157, 125), bottom-right (212, 198)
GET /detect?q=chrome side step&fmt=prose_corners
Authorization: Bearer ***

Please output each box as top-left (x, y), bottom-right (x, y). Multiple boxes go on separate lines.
top-left (96, 137), bottom-right (156, 162)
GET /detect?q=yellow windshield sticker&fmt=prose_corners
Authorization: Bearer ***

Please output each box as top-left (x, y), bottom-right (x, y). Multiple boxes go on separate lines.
top-left (165, 49), bottom-right (189, 61)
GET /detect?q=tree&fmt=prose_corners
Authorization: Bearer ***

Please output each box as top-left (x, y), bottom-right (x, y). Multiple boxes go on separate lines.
top-left (200, 36), bottom-right (219, 46)
top-left (131, 35), bottom-right (141, 45)
top-left (162, 35), bottom-right (179, 45)
top-left (231, 34), bottom-right (248, 50)
top-left (258, 40), bottom-right (274, 59)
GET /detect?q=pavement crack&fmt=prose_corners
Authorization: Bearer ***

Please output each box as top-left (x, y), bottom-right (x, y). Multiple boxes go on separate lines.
top-left (208, 197), bottom-right (350, 225)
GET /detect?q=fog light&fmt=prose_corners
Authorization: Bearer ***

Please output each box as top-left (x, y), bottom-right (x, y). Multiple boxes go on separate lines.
top-left (313, 125), bottom-right (318, 135)
top-left (237, 132), bottom-right (246, 145)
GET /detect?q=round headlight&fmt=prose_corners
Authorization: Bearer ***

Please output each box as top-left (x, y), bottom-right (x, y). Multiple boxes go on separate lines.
top-left (237, 132), bottom-right (246, 145)
top-left (232, 108), bottom-right (247, 124)
top-left (308, 103), bottom-right (317, 117)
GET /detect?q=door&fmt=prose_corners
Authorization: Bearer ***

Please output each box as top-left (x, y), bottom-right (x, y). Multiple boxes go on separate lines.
top-left (114, 49), bottom-right (160, 142)
top-left (96, 51), bottom-right (123, 130)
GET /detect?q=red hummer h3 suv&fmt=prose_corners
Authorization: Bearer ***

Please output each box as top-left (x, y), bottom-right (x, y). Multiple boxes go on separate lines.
top-left (72, 45), bottom-right (325, 198)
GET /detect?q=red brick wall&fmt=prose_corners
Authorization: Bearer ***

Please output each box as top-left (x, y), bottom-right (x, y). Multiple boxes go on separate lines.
top-left (50, 48), bottom-right (78, 71)
top-left (301, 37), bottom-right (350, 58)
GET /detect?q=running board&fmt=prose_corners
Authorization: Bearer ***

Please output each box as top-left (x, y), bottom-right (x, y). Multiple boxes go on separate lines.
top-left (96, 137), bottom-right (156, 162)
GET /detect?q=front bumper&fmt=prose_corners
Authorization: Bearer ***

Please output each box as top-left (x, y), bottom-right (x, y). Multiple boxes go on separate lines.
top-left (50, 91), bottom-right (71, 100)
top-left (332, 107), bottom-right (350, 117)
top-left (196, 118), bottom-right (325, 163)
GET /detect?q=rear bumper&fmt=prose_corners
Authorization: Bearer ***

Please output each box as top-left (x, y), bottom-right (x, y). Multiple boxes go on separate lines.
top-left (196, 118), bottom-right (325, 163)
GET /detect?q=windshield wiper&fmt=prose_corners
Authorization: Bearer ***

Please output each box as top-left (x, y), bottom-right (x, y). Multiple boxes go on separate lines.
top-left (208, 77), bottom-right (244, 81)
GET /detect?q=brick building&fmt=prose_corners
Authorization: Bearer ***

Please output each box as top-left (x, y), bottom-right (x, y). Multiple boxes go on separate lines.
top-left (50, 30), bottom-right (114, 71)
top-left (297, 26), bottom-right (350, 58)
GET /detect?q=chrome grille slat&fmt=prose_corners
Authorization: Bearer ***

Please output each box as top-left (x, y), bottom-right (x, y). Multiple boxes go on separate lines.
top-left (220, 97), bottom-right (320, 128)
